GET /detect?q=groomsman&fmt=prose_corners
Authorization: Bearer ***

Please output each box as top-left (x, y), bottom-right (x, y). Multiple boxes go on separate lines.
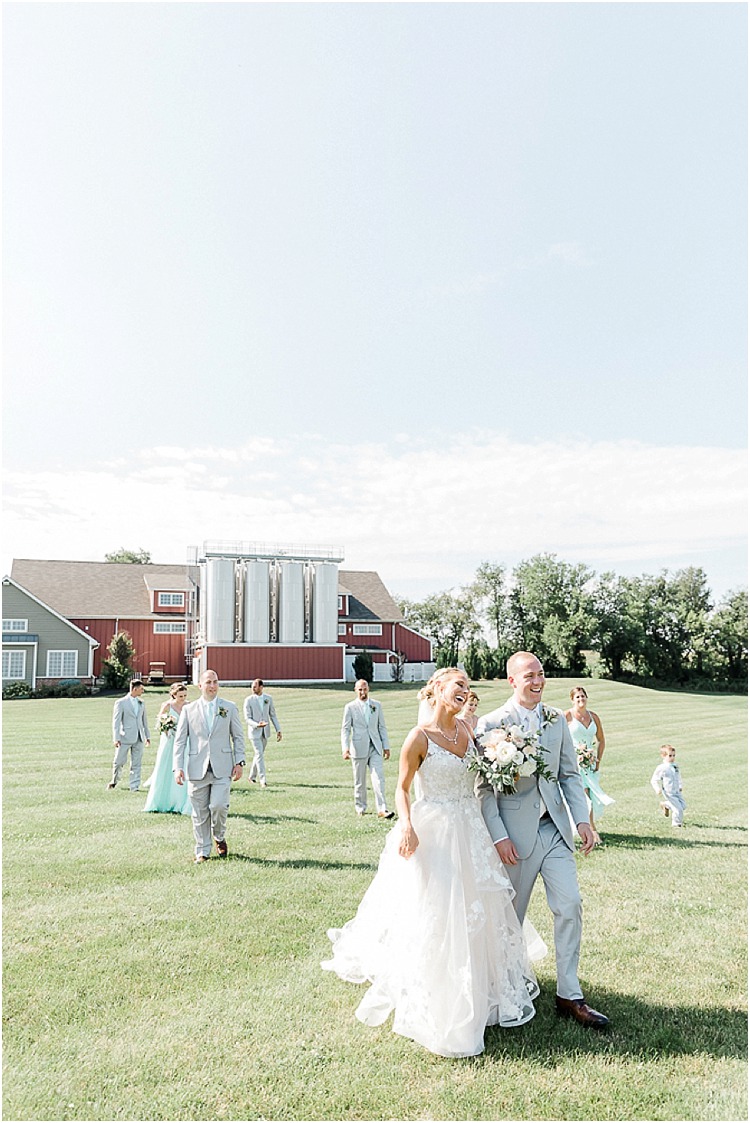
top-left (341, 680), bottom-right (394, 819)
top-left (108, 679), bottom-right (150, 791)
top-left (174, 669), bottom-right (245, 863)
top-left (243, 678), bottom-right (282, 787)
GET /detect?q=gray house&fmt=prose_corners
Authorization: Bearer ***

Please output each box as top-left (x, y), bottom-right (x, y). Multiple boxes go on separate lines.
top-left (2, 576), bottom-right (99, 689)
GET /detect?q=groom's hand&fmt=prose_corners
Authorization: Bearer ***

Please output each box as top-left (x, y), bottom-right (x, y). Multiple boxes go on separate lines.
top-left (577, 823), bottom-right (595, 855)
top-left (231, 764), bottom-right (243, 782)
top-left (175, 769), bottom-right (185, 786)
top-left (495, 839), bottom-right (519, 866)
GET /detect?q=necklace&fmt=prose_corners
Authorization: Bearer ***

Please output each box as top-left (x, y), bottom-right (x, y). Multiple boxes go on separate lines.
top-left (435, 723), bottom-right (459, 745)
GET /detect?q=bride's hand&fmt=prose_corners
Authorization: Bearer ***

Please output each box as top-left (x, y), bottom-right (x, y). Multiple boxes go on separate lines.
top-left (399, 824), bottom-right (419, 859)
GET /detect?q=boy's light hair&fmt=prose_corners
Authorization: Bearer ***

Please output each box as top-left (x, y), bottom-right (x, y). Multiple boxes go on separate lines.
top-left (660, 743), bottom-right (675, 757)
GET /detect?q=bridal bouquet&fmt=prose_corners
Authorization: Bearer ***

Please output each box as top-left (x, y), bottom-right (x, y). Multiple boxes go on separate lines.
top-left (576, 741), bottom-right (597, 770)
top-left (467, 709), bottom-right (557, 795)
top-left (157, 713), bottom-right (178, 736)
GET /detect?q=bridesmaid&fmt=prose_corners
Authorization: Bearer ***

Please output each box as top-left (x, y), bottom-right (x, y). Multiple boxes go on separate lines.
top-left (457, 689), bottom-right (480, 732)
top-left (564, 686), bottom-right (614, 846)
top-left (144, 682), bottom-right (191, 815)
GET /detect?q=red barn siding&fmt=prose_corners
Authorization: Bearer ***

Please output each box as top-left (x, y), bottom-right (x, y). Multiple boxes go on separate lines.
top-left (70, 618), bottom-right (189, 679)
top-left (394, 624), bottom-right (432, 662)
top-left (201, 644), bottom-right (344, 683)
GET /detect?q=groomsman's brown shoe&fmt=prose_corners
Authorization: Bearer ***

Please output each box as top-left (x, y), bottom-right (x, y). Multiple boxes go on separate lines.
top-left (215, 838), bottom-right (228, 858)
top-left (555, 997), bottom-right (609, 1029)
top-left (107, 782), bottom-right (116, 789)
top-left (193, 855), bottom-right (209, 864)
top-left (378, 811), bottom-right (395, 820)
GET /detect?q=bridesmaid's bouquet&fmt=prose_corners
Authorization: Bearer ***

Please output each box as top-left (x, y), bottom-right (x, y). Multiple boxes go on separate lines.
top-left (576, 741), bottom-right (597, 770)
top-left (157, 713), bottom-right (178, 736)
top-left (467, 711), bottom-right (557, 795)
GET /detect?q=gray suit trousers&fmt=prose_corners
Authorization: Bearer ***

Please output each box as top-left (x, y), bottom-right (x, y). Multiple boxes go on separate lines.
top-left (505, 816), bottom-right (583, 1001)
top-left (111, 740), bottom-right (145, 790)
top-left (188, 769), bottom-right (231, 857)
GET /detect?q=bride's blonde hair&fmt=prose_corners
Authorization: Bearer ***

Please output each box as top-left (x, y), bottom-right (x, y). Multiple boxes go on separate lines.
top-left (417, 667), bottom-right (465, 706)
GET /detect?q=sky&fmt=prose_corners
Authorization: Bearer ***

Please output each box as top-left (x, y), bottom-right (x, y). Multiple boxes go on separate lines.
top-left (3, 1), bottom-right (747, 603)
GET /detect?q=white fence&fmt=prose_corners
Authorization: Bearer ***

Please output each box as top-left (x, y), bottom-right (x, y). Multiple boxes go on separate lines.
top-left (344, 656), bottom-right (435, 683)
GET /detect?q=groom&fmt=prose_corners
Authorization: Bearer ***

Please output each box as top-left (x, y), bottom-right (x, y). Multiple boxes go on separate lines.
top-left (174, 669), bottom-right (245, 863)
top-left (476, 651), bottom-right (609, 1029)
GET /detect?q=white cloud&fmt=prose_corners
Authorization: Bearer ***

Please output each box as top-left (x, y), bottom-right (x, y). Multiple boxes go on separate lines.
top-left (3, 433), bottom-right (746, 599)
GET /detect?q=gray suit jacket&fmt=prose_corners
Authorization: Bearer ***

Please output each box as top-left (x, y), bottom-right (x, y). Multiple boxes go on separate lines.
top-left (243, 692), bottom-right (281, 747)
top-left (112, 695), bottom-right (150, 745)
top-left (173, 697), bottom-right (246, 781)
top-left (341, 698), bottom-right (389, 759)
top-left (476, 699), bottom-right (589, 858)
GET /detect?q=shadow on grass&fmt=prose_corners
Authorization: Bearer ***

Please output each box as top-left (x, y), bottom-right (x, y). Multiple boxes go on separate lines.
top-left (227, 853), bottom-right (377, 872)
top-left (590, 831), bottom-right (747, 851)
top-left (483, 984), bottom-right (747, 1062)
top-left (231, 811), bottom-right (316, 825)
top-left (232, 782), bottom-right (351, 792)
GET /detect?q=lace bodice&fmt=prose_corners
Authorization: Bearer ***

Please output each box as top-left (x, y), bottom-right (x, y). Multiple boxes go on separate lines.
top-left (414, 740), bottom-right (474, 804)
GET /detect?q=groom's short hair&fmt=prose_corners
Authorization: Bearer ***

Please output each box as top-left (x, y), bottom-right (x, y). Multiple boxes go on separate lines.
top-left (506, 651), bottom-right (540, 680)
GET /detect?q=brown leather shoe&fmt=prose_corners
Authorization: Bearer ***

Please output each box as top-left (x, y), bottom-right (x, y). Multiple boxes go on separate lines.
top-left (555, 996), bottom-right (609, 1029)
top-left (107, 782), bottom-right (116, 790)
top-left (214, 838), bottom-right (228, 858)
top-left (193, 855), bottom-right (209, 864)
top-left (378, 811), bottom-right (395, 820)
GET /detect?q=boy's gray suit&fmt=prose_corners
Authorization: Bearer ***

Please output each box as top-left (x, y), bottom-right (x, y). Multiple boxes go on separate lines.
top-left (476, 699), bottom-right (590, 1000)
top-left (111, 693), bottom-right (151, 790)
top-left (173, 697), bottom-right (245, 858)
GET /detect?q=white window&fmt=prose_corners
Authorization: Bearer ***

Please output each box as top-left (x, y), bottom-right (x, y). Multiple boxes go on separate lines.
top-left (338, 624), bottom-right (347, 636)
top-left (2, 650), bottom-right (26, 679)
top-left (352, 624), bottom-right (382, 636)
top-left (157, 592), bottom-right (185, 607)
top-left (46, 650), bottom-right (78, 677)
top-left (3, 619), bottom-right (28, 632)
top-left (154, 622), bottom-right (187, 634)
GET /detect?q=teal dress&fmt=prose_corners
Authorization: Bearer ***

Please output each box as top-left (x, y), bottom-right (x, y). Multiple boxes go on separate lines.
top-left (567, 715), bottom-right (614, 820)
top-left (143, 706), bottom-right (192, 815)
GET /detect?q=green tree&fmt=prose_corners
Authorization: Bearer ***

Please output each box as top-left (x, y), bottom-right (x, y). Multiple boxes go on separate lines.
top-left (105, 548), bottom-right (152, 564)
top-left (709, 588), bottom-right (748, 686)
top-left (402, 589), bottom-right (480, 668)
top-left (591, 572), bottom-right (643, 679)
top-left (510, 553), bottom-right (595, 673)
top-left (100, 631), bottom-right (136, 690)
top-left (470, 562), bottom-right (512, 649)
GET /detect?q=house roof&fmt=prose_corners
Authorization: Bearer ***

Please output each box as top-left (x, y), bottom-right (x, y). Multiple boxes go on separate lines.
top-left (10, 560), bottom-right (190, 619)
top-left (9, 559), bottom-right (405, 625)
top-left (2, 576), bottom-right (99, 646)
top-left (338, 570), bottom-right (404, 623)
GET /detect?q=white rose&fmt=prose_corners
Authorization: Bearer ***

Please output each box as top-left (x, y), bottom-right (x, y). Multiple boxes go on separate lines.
top-left (483, 745), bottom-right (498, 762)
top-left (498, 744), bottom-right (517, 764)
top-left (513, 750), bottom-right (525, 766)
top-left (518, 760), bottom-right (536, 777)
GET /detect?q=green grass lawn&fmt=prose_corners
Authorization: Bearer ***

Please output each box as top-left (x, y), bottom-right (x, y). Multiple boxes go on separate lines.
top-left (2, 679), bottom-right (747, 1121)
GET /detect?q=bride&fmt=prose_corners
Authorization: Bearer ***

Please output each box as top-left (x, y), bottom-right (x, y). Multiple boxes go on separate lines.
top-left (322, 668), bottom-right (543, 1058)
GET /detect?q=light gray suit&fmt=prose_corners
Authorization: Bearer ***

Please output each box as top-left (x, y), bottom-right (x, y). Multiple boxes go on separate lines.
top-left (173, 697), bottom-right (245, 858)
top-left (341, 697), bottom-right (390, 814)
top-left (476, 699), bottom-right (590, 1000)
top-left (243, 692), bottom-right (281, 784)
top-left (111, 693), bottom-right (151, 790)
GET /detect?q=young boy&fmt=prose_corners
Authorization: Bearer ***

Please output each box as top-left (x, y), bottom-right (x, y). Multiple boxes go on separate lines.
top-left (650, 744), bottom-right (686, 827)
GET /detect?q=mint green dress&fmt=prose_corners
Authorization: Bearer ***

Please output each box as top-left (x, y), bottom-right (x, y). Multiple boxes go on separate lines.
top-left (567, 715), bottom-right (614, 820)
top-left (143, 706), bottom-right (192, 815)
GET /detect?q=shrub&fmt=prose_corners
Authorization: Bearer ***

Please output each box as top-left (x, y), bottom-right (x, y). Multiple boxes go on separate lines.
top-left (352, 650), bottom-right (373, 683)
top-left (390, 652), bottom-right (406, 683)
top-left (101, 631), bottom-right (136, 690)
top-left (2, 681), bottom-right (31, 700)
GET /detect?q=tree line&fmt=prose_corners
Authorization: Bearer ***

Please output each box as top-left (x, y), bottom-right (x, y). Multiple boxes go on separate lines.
top-left (396, 555), bottom-right (747, 690)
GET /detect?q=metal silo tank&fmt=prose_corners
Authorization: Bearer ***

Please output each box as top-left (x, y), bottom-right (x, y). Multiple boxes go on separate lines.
top-left (244, 559), bottom-right (271, 643)
top-left (313, 562), bottom-right (339, 643)
top-left (204, 558), bottom-right (235, 644)
top-left (278, 561), bottom-right (305, 643)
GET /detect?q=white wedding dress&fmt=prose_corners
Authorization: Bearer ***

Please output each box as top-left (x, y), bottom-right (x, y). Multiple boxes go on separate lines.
top-left (322, 739), bottom-right (543, 1057)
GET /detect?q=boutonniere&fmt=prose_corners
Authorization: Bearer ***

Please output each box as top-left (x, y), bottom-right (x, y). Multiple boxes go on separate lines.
top-left (369, 703), bottom-right (376, 713)
top-left (218, 706), bottom-right (228, 719)
top-left (541, 705), bottom-right (559, 727)
top-left (263, 698), bottom-right (269, 707)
